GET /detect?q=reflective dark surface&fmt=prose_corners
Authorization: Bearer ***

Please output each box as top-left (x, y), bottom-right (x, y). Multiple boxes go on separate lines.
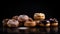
top-left (3, 26), bottom-right (60, 34)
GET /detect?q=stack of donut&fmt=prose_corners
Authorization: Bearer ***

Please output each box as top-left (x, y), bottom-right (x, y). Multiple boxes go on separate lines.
top-left (2, 13), bottom-right (58, 27)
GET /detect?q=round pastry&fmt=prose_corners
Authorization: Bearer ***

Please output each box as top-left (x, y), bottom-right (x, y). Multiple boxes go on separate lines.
top-left (2, 19), bottom-right (9, 27)
top-left (24, 18), bottom-right (36, 27)
top-left (45, 20), bottom-right (50, 27)
top-left (49, 18), bottom-right (58, 26)
top-left (39, 21), bottom-right (44, 27)
top-left (18, 15), bottom-right (29, 22)
top-left (34, 20), bottom-right (41, 27)
top-left (34, 13), bottom-right (45, 27)
top-left (34, 13), bottom-right (45, 20)
top-left (12, 15), bottom-right (18, 20)
top-left (7, 19), bottom-right (19, 27)
top-left (24, 21), bottom-right (36, 27)
top-left (18, 15), bottom-right (29, 26)
top-left (39, 20), bottom-right (50, 27)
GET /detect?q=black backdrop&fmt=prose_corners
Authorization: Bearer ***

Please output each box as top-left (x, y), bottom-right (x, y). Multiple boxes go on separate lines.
top-left (2, 1), bottom-right (60, 25)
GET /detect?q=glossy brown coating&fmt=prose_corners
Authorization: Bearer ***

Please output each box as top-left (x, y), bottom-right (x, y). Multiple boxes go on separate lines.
top-left (49, 18), bottom-right (58, 26)
top-left (39, 20), bottom-right (50, 27)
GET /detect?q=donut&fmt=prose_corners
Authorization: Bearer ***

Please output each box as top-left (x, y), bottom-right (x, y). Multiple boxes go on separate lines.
top-left (34, 13), bottom-right (45, 21)
top-left (39, 20), bottom-right (50, 27)
top-left (7, 19), bottom-right (19, 27)
top-left (49, 18), bottom-right (58, 26)
top-left (24, 18), bottom-right (36, 27)
top-left (18, 15), bottom-right (29, 22)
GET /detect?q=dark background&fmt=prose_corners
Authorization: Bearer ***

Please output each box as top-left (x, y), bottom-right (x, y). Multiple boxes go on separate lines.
top-left (2, 1), bottom-right (60, 25)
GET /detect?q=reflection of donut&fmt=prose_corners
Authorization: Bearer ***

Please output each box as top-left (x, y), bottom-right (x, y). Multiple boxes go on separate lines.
top-left (39, 23), bottom-right (44, 26)
top-left (45, 27), bottom-right (50, 32)
top-left (7, 19), bottom-right (19, 27)
top-left (29, 28), bottom-right (37, 32)
top-left (18, 27), bottom-right (28, 29)
top-left (34, 13), bottom-right (45, 20)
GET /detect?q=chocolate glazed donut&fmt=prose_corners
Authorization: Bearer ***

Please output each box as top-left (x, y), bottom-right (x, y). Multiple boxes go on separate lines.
top-left (49, 18), bottom-right (58, 27)
top-left (39, 20), bottom-right (50, 27)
